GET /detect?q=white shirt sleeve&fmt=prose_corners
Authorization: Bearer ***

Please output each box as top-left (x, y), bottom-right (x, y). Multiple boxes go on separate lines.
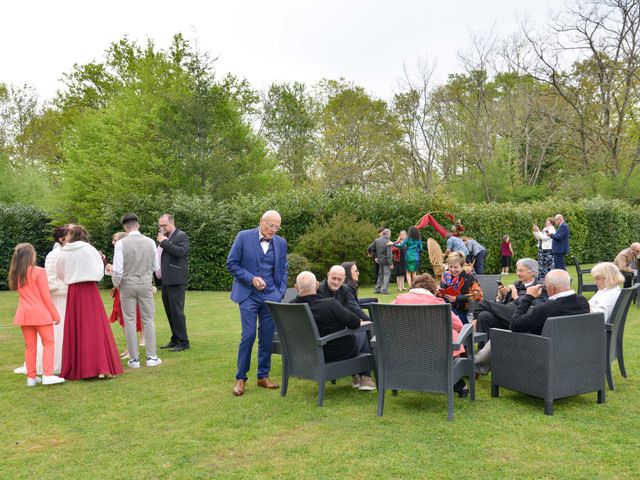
top-left (112, 240), bottom-right (124, 288)
top-left (150, 238), bottom-right (159, 272)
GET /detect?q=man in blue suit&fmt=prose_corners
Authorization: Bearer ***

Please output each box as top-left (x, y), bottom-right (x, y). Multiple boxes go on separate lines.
top-left (549, 214), bottom-right (570, 270)
top-left (227, 210), bottom-right (288, 396)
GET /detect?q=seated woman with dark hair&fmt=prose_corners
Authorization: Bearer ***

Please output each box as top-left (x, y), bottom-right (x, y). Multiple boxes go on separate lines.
top-left (341, 261), bottom-right (377, 305)
top-left (437, 251), bottom-right (483, 324)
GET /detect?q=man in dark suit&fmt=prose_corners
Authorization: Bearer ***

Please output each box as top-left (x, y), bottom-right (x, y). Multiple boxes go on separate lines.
top-left (549, 214), bottom-right (570, 270)
top-left (226, 210), bottom-right (288, 396)
top-left (156, 214), bottom-right (190, 352)
top-left (511, 269), bottom-right (589, 335)
top-left (291, 271), bottom-right (375, 391)
top-left (317, 265), bottom-right (370, 321)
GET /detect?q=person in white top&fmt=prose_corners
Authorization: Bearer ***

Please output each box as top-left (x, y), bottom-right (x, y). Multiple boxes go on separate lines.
top-left (533, 217), bottom-right (556, 279)
top-left (13, 226), bottom-right (70, 376)
top-left (589, 262), bottom-right (625, 322)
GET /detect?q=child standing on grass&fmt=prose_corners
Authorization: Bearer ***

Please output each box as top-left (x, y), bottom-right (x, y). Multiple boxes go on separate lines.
top-left (9, 243), bottom-right (65, 387)
top-left (500, 234), bottom-right (514, 275)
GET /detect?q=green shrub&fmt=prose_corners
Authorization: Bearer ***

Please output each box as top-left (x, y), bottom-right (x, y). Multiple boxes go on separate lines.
top-left (0, 203), bottom-right (52, 290)
top-left (287, 253), bottom-right (310, 287)
top-left (294, 213), bottom-right (378, 283)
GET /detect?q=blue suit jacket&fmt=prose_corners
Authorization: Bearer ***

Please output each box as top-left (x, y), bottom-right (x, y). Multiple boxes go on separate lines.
top-left (226, 227), bottom-right (288, 304)
top-left (550, 222), bottom-right (570, 254)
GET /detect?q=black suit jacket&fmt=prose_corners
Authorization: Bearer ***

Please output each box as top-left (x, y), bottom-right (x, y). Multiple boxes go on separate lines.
top-left (158, 228), bottom-right (189, 286)
top-left (511, 292), bottom-right (590, 335)
top-left (291, 294), bottom-right (361, 361)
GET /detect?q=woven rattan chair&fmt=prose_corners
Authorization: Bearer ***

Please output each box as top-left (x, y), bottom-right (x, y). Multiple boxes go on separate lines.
top-left (266, 301), bottom-right (374, 407)
top-left (491, 312), bottom-right (606, 415)
top-left (271, 288), bottom-right (299, 355)
top-left (368, 303), bottom-right (475, 421)
top-left (572, 256), bottom-right (597, 294)
top-left (475, 274), bottom-right (500, 302)
top-left (606, 284), bottom-right (640, 390)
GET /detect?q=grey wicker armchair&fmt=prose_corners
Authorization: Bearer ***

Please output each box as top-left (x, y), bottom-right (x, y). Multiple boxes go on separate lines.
top-left (265, 301), bottom-right (374, 407)
top-left (491, 312), bottom-right (606, 415)
top-left (606, 284), bottom-right (640, 390)
top-left (475, 274), bottom-right (500, 302)
top-left (368, 303), bottom-right (475, 421)
top-left (272, 288), bottom-right (299, 355)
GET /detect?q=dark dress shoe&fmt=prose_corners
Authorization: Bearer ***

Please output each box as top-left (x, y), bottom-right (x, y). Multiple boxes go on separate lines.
top-left (160, 342), bottom-right (176, 349)
top-left (169, 344), bottom-right (190, 352)
top-left (232, 379), bottom-right (245, 396)
top-left (257, 377), bottom-right (279, 389)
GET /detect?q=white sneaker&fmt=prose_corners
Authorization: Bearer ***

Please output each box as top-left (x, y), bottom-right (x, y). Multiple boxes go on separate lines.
top-left (14, 365), bottom-right (27, 374)
top-left (128, 358), bottom-right (140, 369)
top-left (146, 356), bottom-right (162, 367)
top-left (42, 375), bottom-right (65, 386)
top-left (26, 377), bottom-right (42, 387)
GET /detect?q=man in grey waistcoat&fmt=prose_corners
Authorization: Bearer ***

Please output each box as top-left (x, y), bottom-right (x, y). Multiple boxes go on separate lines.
top-left (112, 213), bottom-right (162, 368)
top-left (368, 228), bottom-right (393, 294)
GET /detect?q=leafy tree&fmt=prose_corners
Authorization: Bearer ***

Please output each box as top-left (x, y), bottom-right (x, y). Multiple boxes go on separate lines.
top-left (261, 82), bottom-right (318, 183)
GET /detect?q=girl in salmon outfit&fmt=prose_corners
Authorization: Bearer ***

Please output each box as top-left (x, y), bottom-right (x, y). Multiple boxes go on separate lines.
top-left (9, 243), bottom-right (65, 387)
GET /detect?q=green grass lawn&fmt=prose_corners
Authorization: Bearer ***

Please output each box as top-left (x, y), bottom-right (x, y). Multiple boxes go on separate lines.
top-left (1, 274), bottom-right (639, 479)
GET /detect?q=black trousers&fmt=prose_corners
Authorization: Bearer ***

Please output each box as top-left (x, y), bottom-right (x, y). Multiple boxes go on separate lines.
top-left (622, 271), bottom-right (635, 288)
top-left (162, 284), bottom-right (189, 346)
top-left (475, 301), bottom-right (516, 342)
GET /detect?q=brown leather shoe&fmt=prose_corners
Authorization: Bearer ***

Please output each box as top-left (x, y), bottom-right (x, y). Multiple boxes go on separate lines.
top-left (257, 377), bottom-right (279, 389)
top-left (232, 379), bottom-right (245, 396)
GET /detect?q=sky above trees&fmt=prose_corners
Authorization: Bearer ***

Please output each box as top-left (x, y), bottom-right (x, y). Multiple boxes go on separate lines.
top-left (2, 0), bottom-right (561, 102)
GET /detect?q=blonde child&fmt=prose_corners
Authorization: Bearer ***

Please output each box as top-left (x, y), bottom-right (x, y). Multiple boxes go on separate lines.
top-left (9, 243), bottom-right (65, 387)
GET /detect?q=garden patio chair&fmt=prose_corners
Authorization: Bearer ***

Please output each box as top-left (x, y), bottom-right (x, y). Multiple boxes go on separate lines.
top-left (272, 288), bottom-right (299, 354)
top-left (572, 256), bottom-right (597, 294)
top-left (266, 301), bottom-right (375, 406)
top-left (606, 283), bottom-right (640, 390)
top-left (368, 303), bottom-right (475, 421)
top-left (491, 312), bottom-right (606, 415)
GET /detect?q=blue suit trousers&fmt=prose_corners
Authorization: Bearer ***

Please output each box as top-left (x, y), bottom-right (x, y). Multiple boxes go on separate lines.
top-left (236, 292), bottom-right (276, 380)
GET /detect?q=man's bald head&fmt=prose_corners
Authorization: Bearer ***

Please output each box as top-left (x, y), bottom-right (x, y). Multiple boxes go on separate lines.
top-left (259, 210), bottom-right (282, 239)
top-left (327, 265), bottom-right (346, 292)
top-left (296, 271), bottom-right (318, 296)
top-left (544, 269), bottom-right (571, 294)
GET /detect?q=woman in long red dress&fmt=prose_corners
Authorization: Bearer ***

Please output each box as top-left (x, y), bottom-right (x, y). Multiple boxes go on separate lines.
top-left (56, 225), bottom-right (123, 380)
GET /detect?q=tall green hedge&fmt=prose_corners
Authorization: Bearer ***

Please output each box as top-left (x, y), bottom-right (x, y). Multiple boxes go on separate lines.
top-left (3, 192), bottom-right (640, 290)
top-left (0, 203), bottom-right (52, 290)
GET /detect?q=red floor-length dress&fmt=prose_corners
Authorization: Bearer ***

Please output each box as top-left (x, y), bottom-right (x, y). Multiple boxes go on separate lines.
top-left (61, 281), bottom-right (124, 380)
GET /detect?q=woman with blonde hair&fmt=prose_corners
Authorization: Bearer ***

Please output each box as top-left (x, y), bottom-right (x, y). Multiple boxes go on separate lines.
top-left (589, 262), bottom-right (625, 322)
top-left (437, 251), bottom-right (483, 324)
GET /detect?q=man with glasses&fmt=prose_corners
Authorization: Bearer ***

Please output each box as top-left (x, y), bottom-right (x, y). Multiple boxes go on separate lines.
top-left (156, 213), bottom-right (190, 352)
top-left (226, 210), bottom-right (288, 396)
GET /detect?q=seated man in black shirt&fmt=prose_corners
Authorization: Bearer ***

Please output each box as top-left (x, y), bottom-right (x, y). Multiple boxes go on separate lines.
top-left (510, 269), bottom-right (590, 335)
top-left (317, 265), bottom-right (370, 321)
top-left (290, 271), bottom-right (375, 391)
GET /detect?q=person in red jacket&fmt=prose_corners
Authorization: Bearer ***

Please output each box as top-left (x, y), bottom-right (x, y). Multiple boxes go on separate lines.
top-left (9, 243), bottom-right (65, 387)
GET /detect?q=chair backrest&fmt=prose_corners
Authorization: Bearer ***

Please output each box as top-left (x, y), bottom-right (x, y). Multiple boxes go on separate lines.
top-left (266, 302), bottom-right (325, 377)
top-left (541, 312), bottom-right (606, 372)
top-left (607, 284), bottom-right (639, 360)
top-left (475, 274), bottom-right (500, 301)
top-left (369, 303), bottom-right (452, 392)
top-left (282, 287), bottom-right (298, 303)
top-left (572, 256), bottom-right (597, 294)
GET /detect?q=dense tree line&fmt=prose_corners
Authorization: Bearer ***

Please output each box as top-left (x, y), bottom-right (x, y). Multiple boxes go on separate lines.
top-left (1, 0), bottom-right (639, 225)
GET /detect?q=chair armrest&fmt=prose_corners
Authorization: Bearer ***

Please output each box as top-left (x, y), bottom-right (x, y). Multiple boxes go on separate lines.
top-left (453, 323), bottom-right (473, 350)
top-left (318, 323), bottom-right (372, 345)
top-left (605, 322), bottom-right (612, 332)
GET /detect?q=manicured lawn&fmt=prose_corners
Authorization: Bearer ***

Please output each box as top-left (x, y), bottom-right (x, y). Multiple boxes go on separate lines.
top-left (1, 276), bottom-right (639, 479)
